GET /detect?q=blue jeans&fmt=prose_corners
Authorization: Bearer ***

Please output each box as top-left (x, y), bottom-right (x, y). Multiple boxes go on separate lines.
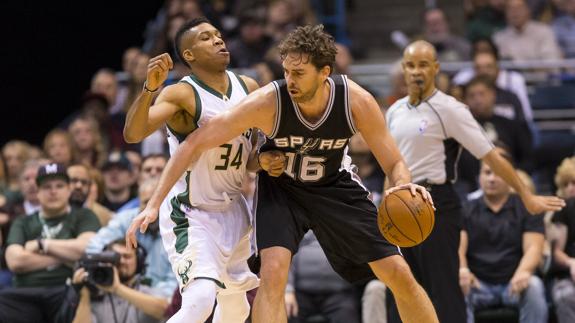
top-left (0, 270), bottom-right (11, 289)
top-left (465, 276), bottom-right (548, 323)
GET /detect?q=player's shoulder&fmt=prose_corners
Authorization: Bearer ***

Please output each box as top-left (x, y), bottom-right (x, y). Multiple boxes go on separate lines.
top-left (236, 74), bottom-right (260, 93)
top-left (345, 77), bottom-right (377, 106)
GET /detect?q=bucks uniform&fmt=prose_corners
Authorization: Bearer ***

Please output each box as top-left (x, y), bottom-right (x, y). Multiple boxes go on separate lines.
top-left (158, 71), bottom-right (258, 294)
top-left (256, 75), bottom-right (399, 282)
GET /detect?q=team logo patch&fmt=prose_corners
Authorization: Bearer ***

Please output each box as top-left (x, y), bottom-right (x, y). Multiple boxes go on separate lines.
top-left (177, 259), bottom-right (193, 287)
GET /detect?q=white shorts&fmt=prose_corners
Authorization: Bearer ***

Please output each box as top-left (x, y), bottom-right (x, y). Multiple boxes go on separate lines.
top-left (159, 191), bottom-right (259, 295)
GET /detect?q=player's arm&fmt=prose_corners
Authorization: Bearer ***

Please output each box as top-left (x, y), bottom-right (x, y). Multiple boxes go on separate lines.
top-left (482, 150), bottom-right (565, 214)
top-left (127, 84), bottom-right (277, 247)
top-left (124, 53), bottom-right (187, 143)
top-left (348, 80), bottom-right (410, 186)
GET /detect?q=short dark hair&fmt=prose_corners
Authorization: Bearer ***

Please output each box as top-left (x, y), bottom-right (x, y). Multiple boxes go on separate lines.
top-left (278, 25), bottom-right (337, 72)
top-left (465, 75), bottom-right (497, 96)
top-left (173, 17), bottom-right (211, 68)
top-left (471, 37), bottom-right (500, 60)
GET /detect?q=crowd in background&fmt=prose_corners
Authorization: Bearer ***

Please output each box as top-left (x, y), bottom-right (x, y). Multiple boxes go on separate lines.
top-left (0, 0), bottom-right (574, 322)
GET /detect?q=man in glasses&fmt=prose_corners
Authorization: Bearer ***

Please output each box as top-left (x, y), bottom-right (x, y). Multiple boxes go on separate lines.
top-left (67, 163), bottom-right (111, 226)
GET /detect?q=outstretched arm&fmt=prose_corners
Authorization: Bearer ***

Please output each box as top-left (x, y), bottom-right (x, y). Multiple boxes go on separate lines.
top-left (482, 150), bottom-right (565, 214)
top-left (126, 83), bottom-right (277, 248)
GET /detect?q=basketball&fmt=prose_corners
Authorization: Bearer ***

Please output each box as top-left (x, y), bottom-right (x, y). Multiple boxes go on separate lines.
top-left (377, 188), bottom-right (435, 247)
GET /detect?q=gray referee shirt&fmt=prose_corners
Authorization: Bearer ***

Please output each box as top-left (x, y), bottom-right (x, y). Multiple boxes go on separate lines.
top-left (386, 90), bottom-right (493, 185)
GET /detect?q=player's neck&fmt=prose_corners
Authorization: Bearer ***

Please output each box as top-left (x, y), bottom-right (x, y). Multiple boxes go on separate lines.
top-left (408, 85), bottom-right (436, 106)
top-left (191, 68), bottom-right (229, 96)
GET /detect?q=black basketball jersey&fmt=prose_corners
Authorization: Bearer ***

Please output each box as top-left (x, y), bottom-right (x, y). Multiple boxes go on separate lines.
top-left (260, 74), bottom-right (357, 186)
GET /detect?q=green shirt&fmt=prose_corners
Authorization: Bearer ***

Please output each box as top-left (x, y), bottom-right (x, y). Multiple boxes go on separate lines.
top-left (6, 207), bottom-right (101, 287)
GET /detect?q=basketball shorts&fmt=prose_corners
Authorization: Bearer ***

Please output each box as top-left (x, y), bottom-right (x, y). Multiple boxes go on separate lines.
top-left (255, 171), bottom-right (400, 283)
top-left (159, 190), bottom-right (259, 295)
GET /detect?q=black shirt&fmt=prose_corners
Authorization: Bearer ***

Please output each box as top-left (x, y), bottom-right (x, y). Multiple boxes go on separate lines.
top-left (551, 198), bottom-right (575, 277)
top-left (463, 194), bottom-right (544, 284)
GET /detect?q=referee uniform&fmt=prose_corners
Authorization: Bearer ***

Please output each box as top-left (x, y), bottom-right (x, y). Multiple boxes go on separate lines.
top-left (386, 90), bottom-right (493, 323)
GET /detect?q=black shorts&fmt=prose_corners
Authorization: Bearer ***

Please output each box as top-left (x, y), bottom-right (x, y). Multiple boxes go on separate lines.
top-left (255, 171), bottom-right (400, 283)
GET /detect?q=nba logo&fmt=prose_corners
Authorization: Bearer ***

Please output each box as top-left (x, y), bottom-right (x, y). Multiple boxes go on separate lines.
top-left (418, 119), bottom-right (428, 134)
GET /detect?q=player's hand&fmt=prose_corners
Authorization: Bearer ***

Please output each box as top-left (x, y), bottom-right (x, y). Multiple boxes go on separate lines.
top-left (126, 206), bottom-right (159, 249)
top-left (521, 193), bottom-right (565, 215)
top-left (285, 291), bottom-right (299, 318)
top-left (510, 270), bottom-right (532, 295)
top-left (145, 53), bottom-right (173, 92)
top-left (385, 183), bottom-right (435, 209)
top-left (258, 150), bottom-right (287, 177)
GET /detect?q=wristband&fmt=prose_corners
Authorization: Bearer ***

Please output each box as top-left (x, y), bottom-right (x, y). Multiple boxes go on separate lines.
top-left (143, 82), bottom-right (159, 93)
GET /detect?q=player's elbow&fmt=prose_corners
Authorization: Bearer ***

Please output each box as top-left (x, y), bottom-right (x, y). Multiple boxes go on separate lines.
top-left (123, 128), bottom-right (143, 144)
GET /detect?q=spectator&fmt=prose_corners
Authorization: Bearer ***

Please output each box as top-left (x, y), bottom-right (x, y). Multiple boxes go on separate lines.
top-left (227, 13), bottom-right (273, 68)
top-left (423, 8), bottom-right (472, 61)
top-left (68, 115), bottom-right (107, 169)
top-left (67, 163), bottom-right (112, 227)
top-left (0, 163), bottom-right (100, 323)
top-left (98, 152), bottom-right (136, 212)
top-left (285, 231), bottom-right (360, 323)
top-left (266, 0), bottom-right (299, 42)
top-left (547, 157), bottom-right (575, 323)
top-left (91, 68), bottom-right (124, 115)
top-left (117, 153), bottom-right (167, 213)
top-left (493, 0), bottom-right (562, 61)
top-left (2, 140), bottom-right (32, 195)
top-left (17, 159), bottom-right (47, 215)
top-left (552, 0), bottom-right (575, 58)
top-left (362, 280), bottom-right (388, 323)
top-left (86, 177), bottom-right (177, 299)
top-left (458, 76), bottom-right (533, 193)
top-left (555, 156), bottom-right (575, 198)
top-left (118, 47), bottom-right (142, 85)
top-left (453, 45), bottom-right (533, 122)
top-left (383, 61), bottom-right (408, 108)
top-left (466, 0), bottom-right (507, 42)
top-left (72, 238), bottom-right (169, 323)
top-left (459, 156), bottom-right (547, 323)
top-left (43, 129), bottom-right (74, 167)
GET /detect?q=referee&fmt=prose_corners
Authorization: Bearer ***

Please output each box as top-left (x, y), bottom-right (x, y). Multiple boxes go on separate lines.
top-left (385, 40), bottom-right (565, 323)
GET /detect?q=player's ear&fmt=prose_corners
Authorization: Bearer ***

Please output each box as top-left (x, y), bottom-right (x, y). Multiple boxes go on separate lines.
top-left (183, 49), bottom-right (195, 63)
top-left (320, 65), bottom-right (331, 78)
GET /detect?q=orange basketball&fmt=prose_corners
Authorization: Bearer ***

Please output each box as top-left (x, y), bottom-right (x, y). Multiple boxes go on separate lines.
top-left (377, 188), bottom-right (435, 247)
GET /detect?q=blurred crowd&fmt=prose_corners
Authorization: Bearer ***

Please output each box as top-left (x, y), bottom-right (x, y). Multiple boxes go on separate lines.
top-left (0, 0), bottom-right (574, 322)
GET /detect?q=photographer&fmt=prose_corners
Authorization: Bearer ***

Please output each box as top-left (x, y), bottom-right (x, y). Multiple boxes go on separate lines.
top-left (0, 163), bottom-right (100, 323)
top-left (86, 177), bottom-right (176, 298)
top-left (73, 238), bottom-right (168, 323)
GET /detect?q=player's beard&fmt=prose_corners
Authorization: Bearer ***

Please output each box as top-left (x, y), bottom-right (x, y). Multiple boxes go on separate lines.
top-left (291, 81), bottom-right (321, 104)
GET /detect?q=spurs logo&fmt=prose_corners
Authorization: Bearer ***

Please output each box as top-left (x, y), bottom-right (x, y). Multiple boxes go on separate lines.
top-left (177, 259), bottom-right (193, 285)
top-left (297, 138), bottom-right (320, 154)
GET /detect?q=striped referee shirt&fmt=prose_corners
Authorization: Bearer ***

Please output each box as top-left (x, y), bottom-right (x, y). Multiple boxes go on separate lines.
top-left (386, 90), bottom-right (493, 185)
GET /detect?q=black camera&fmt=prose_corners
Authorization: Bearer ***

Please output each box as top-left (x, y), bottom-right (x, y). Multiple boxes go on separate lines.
top-left (79, 251), bottom-right (120, 287)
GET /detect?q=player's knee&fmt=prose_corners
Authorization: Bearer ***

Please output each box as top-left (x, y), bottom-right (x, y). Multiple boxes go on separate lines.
top-left (377, 258), bottom-right (418, 295)
top-left (260, 258), bottom-right (290, 290)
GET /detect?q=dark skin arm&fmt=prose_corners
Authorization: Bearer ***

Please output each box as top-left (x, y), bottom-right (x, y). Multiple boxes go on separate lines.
top-left (127, 83), bottom-right (277, 248)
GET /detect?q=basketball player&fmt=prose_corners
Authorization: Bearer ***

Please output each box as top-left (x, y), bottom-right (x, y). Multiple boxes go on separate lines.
top-left (123, 17), bottom-right (285, 323)
top-left (386, 40), bottom-right (565, 323)
top-left (128, 25), bottom-right (440, 323)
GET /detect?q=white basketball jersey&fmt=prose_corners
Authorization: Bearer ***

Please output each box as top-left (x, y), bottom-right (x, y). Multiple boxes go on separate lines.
top-left (166, 71), bottom-right (252, 210)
